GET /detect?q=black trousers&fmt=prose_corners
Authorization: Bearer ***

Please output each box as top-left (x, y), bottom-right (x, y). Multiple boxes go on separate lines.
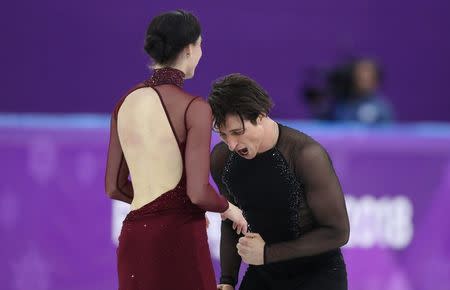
top-left (239, 251), bottom-right (347, 290)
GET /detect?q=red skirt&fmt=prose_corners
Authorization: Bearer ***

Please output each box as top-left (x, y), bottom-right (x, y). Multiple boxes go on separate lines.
top-left (117, 199), bottom-right (216, 290)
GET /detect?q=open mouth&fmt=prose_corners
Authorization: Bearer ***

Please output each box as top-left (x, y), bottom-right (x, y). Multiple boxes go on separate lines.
top-left (237, 148), bottom-right (249, 157)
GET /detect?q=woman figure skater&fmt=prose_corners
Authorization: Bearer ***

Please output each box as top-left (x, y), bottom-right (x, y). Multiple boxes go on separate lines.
top-left (105, 10), bottom-right (247, 290)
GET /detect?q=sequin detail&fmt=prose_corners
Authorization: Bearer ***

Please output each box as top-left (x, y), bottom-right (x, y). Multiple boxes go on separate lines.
top-left (222, 153), bottom-right (238, 204)
top-left (271, 149), bottom-right (311, 237)
top-left (144, 67), bottom-right (185, 88)
top-left (222, 148), bottom-right (314, 237)
top-left (222, 152), bottom-right (253, 232)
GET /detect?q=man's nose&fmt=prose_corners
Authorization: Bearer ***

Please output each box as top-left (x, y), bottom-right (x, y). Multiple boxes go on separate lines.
top-left (227, 138), bottom-right (238, 151)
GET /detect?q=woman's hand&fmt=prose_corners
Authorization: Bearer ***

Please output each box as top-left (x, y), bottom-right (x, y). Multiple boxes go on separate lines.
top-left (221, 202), bottom-right (248, 235)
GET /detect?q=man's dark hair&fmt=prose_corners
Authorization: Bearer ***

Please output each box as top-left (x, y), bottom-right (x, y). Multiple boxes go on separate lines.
top-left (208, 74), bottom-right (274, 129)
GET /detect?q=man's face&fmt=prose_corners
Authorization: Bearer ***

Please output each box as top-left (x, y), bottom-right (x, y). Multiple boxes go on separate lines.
top-left (218, 114), bottom-right (265, 159)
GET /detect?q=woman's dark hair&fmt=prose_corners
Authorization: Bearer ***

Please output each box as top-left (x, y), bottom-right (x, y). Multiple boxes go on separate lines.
top-left (208, 74), bottom-right (274, 130)
top-left (144, 10), bottom-right (201, 65)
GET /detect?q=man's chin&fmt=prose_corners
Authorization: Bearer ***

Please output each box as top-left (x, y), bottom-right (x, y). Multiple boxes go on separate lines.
top-left (243, 152), bottom-right (256, 159)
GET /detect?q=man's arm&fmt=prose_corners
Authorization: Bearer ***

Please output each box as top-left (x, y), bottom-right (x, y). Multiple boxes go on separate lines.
top-left (264, 143), bottom-right (350, 263)
top-left (211, 143), bottom-right (242, 287)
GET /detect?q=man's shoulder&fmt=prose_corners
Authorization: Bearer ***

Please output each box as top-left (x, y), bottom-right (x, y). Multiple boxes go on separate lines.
top-left (210, 142), bottom-right (234, 177)
top-left (279, 123), bottom-right (315, 144)
top-left (212, 141), bottom-right (229, 154)
top-left (278, 123), bottom-right (326, 155)
top-left (211, 141), bottom-right (233, 163)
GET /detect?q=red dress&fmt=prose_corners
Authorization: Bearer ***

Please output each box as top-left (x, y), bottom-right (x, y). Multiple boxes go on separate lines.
top-left (105, 67), bottom-right (229, 290)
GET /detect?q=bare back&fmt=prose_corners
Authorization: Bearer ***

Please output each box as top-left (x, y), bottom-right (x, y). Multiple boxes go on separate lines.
top-left (118, 86), bottom-right (186, 209)
top-left (105, 67), bottom-right (228, 213)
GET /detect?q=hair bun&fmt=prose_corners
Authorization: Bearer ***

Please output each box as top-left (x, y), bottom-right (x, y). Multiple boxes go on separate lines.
top-left (144, 10), bottom-right (201, 64)
top-left (145, 33), bottom-right (171, 64)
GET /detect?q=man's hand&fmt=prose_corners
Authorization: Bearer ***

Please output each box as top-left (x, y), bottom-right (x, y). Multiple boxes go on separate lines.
top-left (236, 232), bottom-right (265, 265)
top-left (217, 284), bottom-right (234, 290)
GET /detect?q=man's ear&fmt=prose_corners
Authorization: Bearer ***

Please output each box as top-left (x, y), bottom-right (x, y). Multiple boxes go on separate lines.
top-left (257, 113), bottom-right (266, 123)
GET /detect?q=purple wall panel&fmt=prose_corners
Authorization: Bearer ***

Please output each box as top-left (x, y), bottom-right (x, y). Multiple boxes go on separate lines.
top-left (1, 117), bottom-right (450, 289)
top-left (1, 1), bottom-right (450, 121)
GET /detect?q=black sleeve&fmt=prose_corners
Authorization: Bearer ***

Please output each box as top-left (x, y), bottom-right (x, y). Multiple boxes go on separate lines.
top-left (211, 142), bottom-right (242, 286)
top-left (265, 142), bottom-right (350, 263)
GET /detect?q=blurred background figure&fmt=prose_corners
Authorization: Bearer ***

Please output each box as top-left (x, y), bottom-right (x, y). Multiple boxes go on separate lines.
top-left (333, 58), bottom-right (393, 123)
top-left (302, 67), bottom-right (335, 121)
top-left (303, 58), bottom-right (394, 124)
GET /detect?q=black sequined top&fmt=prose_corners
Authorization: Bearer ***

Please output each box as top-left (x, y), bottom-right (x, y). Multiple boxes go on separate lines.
top-left (211, 123), bottom-right (349, 286)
